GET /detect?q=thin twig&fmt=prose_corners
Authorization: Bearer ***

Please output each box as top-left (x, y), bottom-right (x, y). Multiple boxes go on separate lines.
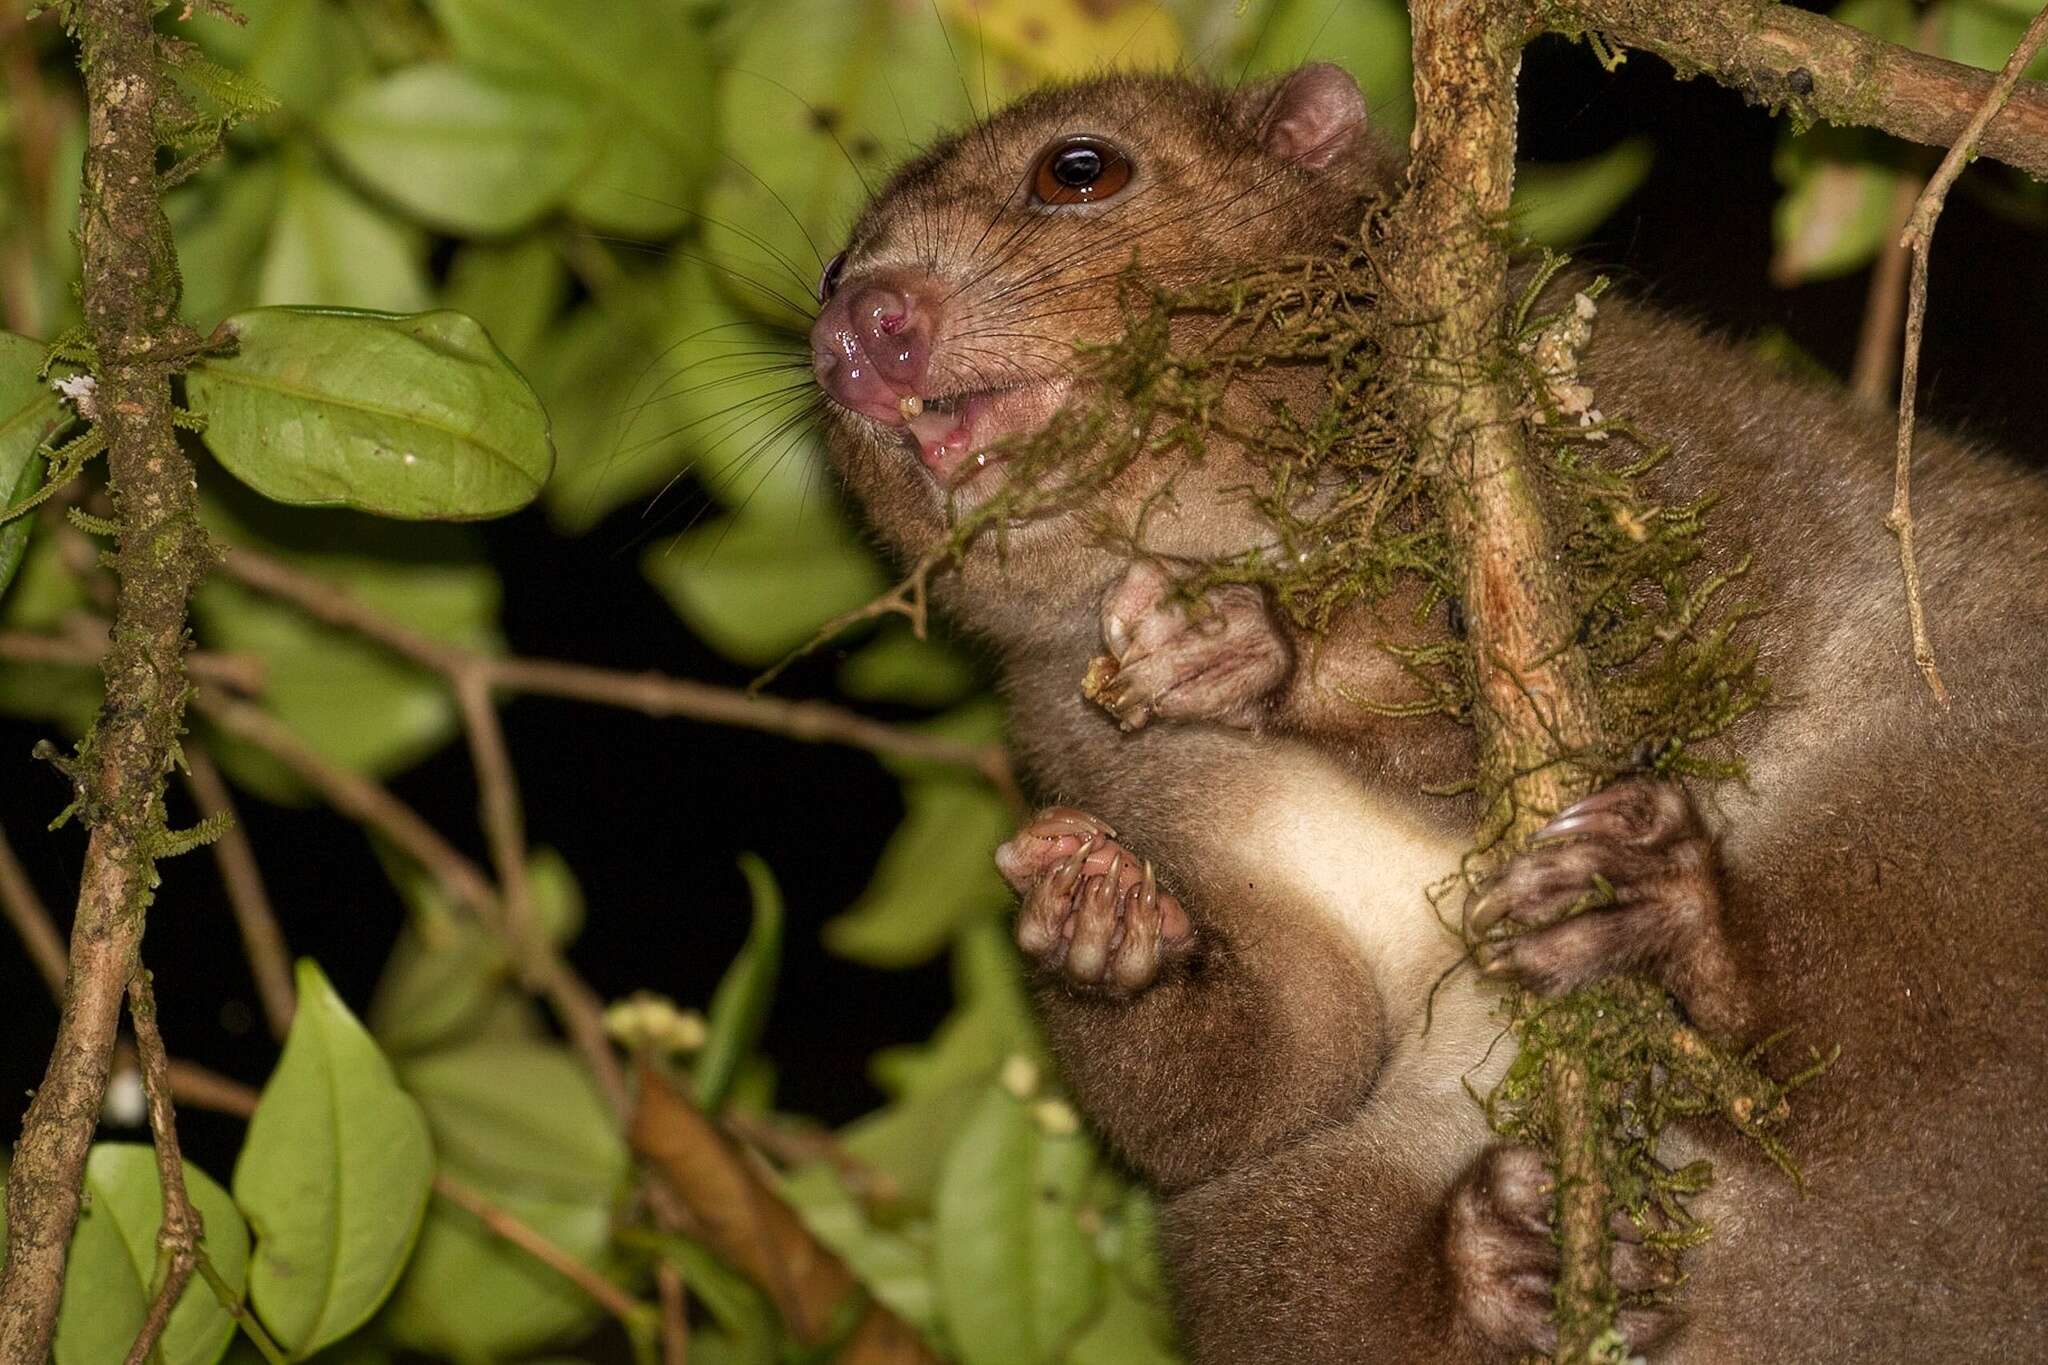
top-left (0, 627), bottom-right (267, 694)
top-left (191, 691), bottom-right (502, 921)
top-left (182, 744), bottom-right (295, 1038)
top-left (220, 546), bottom-right (1013, 796)
top-left (655, 1262), bottom-right (689, 1365)
top-left (122, 971), bottom-right (202, 1365)
top-left (1889, 1), bottom-right (2048, 704)
top-left (453, 670), bottom-right (633, 1118)
top-left (0, 823), bottom-right (66, 1000)
top-left (431, 1172), bottom-right (655, 1333)
top-left (164, 1057), bottom-right (258, 1118)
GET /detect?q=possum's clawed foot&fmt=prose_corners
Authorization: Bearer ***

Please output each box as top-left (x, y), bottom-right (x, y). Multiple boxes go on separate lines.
top-left (1467, 777), bottom-right (1749, 1035)
top-left (995, 806), bottom-right (1193, 994)
top-left (1083, 560), bottom-right (1291, 732)
top-left (1446, 1144), bottom-right (1681, 1357)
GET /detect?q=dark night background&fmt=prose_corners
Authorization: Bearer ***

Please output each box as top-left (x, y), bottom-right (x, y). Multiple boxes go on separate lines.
top-left (5, 31), bottom-right (2046, 1187)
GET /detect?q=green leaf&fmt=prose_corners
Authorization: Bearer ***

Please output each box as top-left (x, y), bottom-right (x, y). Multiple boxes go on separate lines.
top-left (322, 66), bottom-right (596, 236)
top-left (192, 491), bottom-right (499, 800)
top-left (934, 1083), bottom-right (1102, 1365)
top-left (704, 0), bottom-right (978, 327)
top-left (259, 152), bottom-right (430, 314)
top-left (191, 0), bottom-right (373, 124)
top-left (1770, 134), bottom-right (1908, 285)
top-left (837, 624), bottom-right (981, 707)
top-left (656, 1237), bottom-right (781, 1365)
top-left (385, 1039), bottom-right (629, 1361)
top-left (234, 960), bottom-right (435, 1359)
top-left (1513, 138), bottom-right (1654, 247)
top-left (368, 915), bottom-right (511, 1057)
top-left (442, 237), bottom-right (567, 375)
top-left (368, 845), bottom-right (573, 1054)
top-left (542, 256), bottom-right (818, 532)
top-left (1942, 0), bottom-right (2048, 79)
top-left (696, 854), bottom-right (785, 1111)
top-left (52, 1145), bottom-right (250, 1365)
top-left (431, 0), bottom-right (715, 238)
top-left (642, 506), bottom-right (888, 666)
top-left (824, 777), bottom-right (1013, 967)
top-left (0, 332), bottom-right (64, 603)
top-left (188, 307), bottom-right (553, 520)
top-left (172, 158), bottom-right (283, 327)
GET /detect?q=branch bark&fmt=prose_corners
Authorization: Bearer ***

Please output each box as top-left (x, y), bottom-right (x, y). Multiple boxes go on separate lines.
top-left (631, 1065), bottom-right (940, 1365)
top-left (120, 971), bottom-right (202, 1365)
top-left (1550, 0), bottom-right (2048, 180)
top-left (1389, 2), bottom-right (1613, 1356)
top-left (0, 1), bottom-right (216, 1354)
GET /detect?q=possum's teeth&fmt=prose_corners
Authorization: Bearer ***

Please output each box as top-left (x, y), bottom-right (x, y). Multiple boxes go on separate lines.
top-left (898, 395), bottom-right (924, 420)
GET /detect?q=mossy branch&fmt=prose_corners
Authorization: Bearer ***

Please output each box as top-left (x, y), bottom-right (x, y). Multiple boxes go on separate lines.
top-left (0, 2), bottom-right (217, 1358)
top-left (1385, 5), bottom-right (1629, 1358)
top-left (1546, 0), bottom-right (2048, 181)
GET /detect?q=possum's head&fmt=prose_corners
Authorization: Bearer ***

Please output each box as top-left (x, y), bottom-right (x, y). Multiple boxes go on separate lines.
top-left (810, 63), bottom-right (1397, 611)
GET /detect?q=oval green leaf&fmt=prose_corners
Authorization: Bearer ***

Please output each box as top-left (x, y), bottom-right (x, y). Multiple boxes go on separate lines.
top-left (1513, 138), bottom-right (1654, 248)
top-left (934, 1082), bottom-right (1103, 1365)
top-left (431, 0), bottom-right (714, 238)
top-left (695, 854), bottom-right (785, 1111)
top-left (52, 1144), bottom-right (251, 1365)
top-left (824, 777), bottom-right (1014, 968)
top-left (187, 307), bottom-right (554, 521)
top-left (642, 504), bottom-right (887, 666)
top-left (385, 1039), bottom-right (628, 1361)
top-left (258, 153), bottom-right (430, 314)
top-left (322, 65), bottom-right (595, 236)
top-left (234, 959), bottom-right (435, 1358)
top-left (0, 332), bottom-right (63, 604)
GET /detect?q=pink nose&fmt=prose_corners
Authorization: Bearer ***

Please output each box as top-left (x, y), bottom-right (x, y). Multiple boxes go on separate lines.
top-left (811, 277), bottom-right (935, 423)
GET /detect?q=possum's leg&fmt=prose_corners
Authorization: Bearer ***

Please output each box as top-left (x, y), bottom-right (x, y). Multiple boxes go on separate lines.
top-left (995, 804), bottom-right (1382, 1192)
top-left (1466, 776), bottom-right (1751, 1036)
top-left (1084, 560), bottom-right (1292, 732)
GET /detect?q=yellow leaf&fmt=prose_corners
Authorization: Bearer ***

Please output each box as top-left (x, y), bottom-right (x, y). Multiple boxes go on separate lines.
top-left (938, 0), bottom-right (1182, 83)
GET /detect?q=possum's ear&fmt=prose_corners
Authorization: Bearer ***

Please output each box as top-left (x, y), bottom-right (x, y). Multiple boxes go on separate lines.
top-left (1246, 63), bottom-right (1368, 170)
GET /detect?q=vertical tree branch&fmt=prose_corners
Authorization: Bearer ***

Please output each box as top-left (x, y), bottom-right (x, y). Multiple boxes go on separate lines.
top-left (1389, 2), bottom-right (1613, 1356)
top-left (1889, 0), bottom-right (2048, 704)
top-left (0, 1), bottom-right (216, 1355)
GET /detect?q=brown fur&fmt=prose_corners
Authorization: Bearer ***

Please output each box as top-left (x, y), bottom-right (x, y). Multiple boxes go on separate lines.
top-left (811, 64), bottom-right (2048, 1363)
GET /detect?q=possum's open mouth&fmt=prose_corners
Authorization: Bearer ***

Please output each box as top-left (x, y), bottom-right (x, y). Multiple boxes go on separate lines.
top-left (893, 379), bottom-right (1071, 488)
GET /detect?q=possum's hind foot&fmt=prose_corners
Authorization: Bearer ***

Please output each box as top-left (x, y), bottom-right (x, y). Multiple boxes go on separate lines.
top-left (1084, 560), bottom-right (1292, 732)
top-left (1466, 777), bottom-right (1751, 1036)
top-left (1447, 1144), bottom-right (1682, 1357)
top-left (995, 807), bottom-right (1193, 994)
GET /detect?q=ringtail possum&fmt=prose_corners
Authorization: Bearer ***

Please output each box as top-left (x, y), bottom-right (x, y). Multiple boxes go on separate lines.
top-left (806, 61), bottom-right (2048, 1362)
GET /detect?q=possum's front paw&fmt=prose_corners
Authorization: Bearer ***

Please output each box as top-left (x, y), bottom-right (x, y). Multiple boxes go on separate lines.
top-left (1446, 1145), bottom-right (1680, 1358)
top-left (995, 807), bottom-right (1193, 995)
top-left (1083, 560), bottom-right (1291, 732)
top-left (1467, 777), bottom-right (1749, 1036)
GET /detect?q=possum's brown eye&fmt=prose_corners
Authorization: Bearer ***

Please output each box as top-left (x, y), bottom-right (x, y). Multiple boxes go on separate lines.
top-left (818, 251), bottom-right (847, 303)
top-left (1030, 137), bottom-right (1132, 206)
